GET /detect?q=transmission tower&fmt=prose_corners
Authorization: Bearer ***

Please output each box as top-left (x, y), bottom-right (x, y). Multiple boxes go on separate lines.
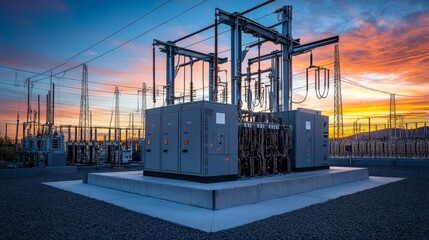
top-left (114, 86), bottom-right (120, 131)
top-left (79, 64), bottom-right (89, 142)
top-left (389, 94), bottom-right (396, 139)
top-left (333, 44), bottom-right (344, 139)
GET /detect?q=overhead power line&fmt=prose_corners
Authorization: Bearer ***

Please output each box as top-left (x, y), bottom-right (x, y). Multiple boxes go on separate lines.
top-left (31, 0), bottom-right (208, 83)
top-left (29, 0), bottom-right (173, 81)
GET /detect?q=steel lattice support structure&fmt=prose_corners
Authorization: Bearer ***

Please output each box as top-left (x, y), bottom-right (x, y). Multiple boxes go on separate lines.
top-left (389, 94), bottom-right (396, 139)
top-left (79, 64), bottom-right (89, 142)
top-left (333, 44), bottom-right (344, 139)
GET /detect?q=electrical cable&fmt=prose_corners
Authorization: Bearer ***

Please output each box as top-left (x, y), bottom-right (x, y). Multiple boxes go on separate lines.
top-left (29, 0), bottom-right (172, 81)
top-left (31, 0), bottom-right (208, 83)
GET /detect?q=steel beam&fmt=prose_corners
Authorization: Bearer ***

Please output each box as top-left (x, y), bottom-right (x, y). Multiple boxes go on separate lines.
top-left (217, 9), bottom-right (290, 45)
top-left (173, 0), bottom-right (274, 43)
top-left (248, 50), bottom-right (282, 65)
top-left (292, 36), bottom-right (339, 55)
top-left (247, 36), bottom-right (338, 64)
top-left (241, 68), bottom-right (272, 77)
top-left (154, 39), bottom-right (227, 63)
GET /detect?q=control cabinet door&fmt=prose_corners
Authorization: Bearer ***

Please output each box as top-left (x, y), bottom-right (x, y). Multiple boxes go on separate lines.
top-left (145, 113), bottom-right (160, 170)
top-left (206, 110), bottom-right (227, 155)
top-left (295, 112), bottom-right (314, 168)
top-left (314, 115), bottom-right (329, 166)
top-left (180, 109), bottom-right (201, 174)
top-left (161, 111), bottom-right (179, 172)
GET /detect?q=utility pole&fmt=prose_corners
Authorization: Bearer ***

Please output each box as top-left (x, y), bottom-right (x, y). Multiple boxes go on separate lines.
top-left (25, 78), bottom-right (32, 137)
top-left (114, 86), bottom-right (120, 140)
top-left (142, 82), bottom-right (147, 137)
top-left (15, 114), bottom-right (19, 166)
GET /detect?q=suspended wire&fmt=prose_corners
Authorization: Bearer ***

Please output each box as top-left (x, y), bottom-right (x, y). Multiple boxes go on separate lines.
top-left (31, 0), bottom-right (208, 83)
top-left (29, 0), bottom-right (173, 81)
top-left (0, 65), bottom-right (136, 89)
top-left (314, 67), bottom-right (330, 99)
top-left (341, 77), bottom-right (396, 95)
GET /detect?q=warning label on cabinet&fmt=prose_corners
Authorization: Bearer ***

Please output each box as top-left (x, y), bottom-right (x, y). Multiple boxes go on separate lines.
top-left (216, 112), bottom-right (225, 124)
top-left (306, 121), bottom-right (311, 130)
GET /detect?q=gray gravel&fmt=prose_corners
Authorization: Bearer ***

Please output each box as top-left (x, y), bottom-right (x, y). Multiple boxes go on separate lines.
top-left (1, 166), bottom-right (428, 240)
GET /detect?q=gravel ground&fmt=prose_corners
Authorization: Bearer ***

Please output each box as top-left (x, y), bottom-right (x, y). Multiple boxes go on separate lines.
top-left (1, 166), bottom-right (428, 240)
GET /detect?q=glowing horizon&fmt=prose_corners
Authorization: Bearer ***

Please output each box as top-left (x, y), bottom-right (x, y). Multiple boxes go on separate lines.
top-left (0, 0), bottom-right (428, 140)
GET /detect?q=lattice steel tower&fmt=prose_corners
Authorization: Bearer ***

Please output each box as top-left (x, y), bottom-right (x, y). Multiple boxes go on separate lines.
top-left (114, 86), bottom-right (120, 130)
top-left (333, 44), bottom-right (344, 139)
top-left (389, 94), bottom-right (396, 138)
top-left (79, 64), bottom-right (89, 141)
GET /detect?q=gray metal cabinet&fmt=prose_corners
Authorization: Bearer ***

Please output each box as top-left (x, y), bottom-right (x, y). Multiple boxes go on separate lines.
top-left (180, 108), bottom-right (202, 174)
top-left (161, 109), bottom-right (179, 172)
top-left (274, 108), bottom-right (329, 170)
top-left (144, 101), bottom-right (238, 182)
top-left (145, 109), bottom-right (161, 170)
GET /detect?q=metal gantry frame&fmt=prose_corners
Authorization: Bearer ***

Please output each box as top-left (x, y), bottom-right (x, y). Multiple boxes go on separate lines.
top-left (216, 5), bottom-right (339, 111)
top-left (152, 39), bottom-right (227, 105)
top-left (152, 2), bottom-right (339, 111)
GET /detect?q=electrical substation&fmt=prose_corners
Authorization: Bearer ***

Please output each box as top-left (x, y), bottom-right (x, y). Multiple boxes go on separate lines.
top-left (3, 1), bottom-right (429, 236)
top-left (142, 2), bottom-right (337, 182)
top-left (80, 3), bottom-right (376, 216)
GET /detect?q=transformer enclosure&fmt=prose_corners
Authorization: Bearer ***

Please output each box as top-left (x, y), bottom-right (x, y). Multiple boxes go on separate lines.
top-left (144, 101), bottom-right (238, 182)
top-left (274, 108), bottom-right (329, 170)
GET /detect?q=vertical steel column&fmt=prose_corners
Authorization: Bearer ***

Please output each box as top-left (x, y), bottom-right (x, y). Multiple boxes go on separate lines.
top-left (26, 79), bottom-right (30, 129)
top-left (74, 126), bottom-right (77, 142)
top-left (190, 62), bottom-right (194, 102)
top-left (281, 6), bottom-right (292, 111)
top-left (214, 17), bottom-right (218, 102)
top-left (368, 118), bottom-right (371, 140)
top-left (273, 54), bottom-right (280, 112)
top-left (37, 95), bottom-right (40, 134)
top-left (90, 127), bottom-right (93, 142)
top-left (52, 83), bottom-right (55, 128)
top-left (209, 62), bottom-right (214, 101)
top-left (152, 45), bottom-right (156, 105)
top-left (230, 16), bottom-right (242, 106)
top-left (15, 114), bottom-right (19, 165)
top-left (166, 46), bottom-right (175, 105)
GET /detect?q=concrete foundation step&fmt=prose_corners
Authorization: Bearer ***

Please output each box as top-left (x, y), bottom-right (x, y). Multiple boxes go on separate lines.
top-left (85, 166), bottom-right (368, 210)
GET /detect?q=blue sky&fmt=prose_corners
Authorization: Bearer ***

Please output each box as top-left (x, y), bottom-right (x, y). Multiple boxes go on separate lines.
top-left (0, 0), bottom-right (428, 138)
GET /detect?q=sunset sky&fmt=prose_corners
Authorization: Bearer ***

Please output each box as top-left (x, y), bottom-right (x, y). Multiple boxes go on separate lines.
top-left (0, 0), bottom-right (428, 140)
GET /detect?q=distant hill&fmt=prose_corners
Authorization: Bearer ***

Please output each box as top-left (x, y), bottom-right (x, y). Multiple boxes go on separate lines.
top-left (338, 126), bottom-right (429, 140)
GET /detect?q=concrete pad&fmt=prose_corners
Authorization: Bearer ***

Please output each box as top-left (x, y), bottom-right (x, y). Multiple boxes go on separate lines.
top-left (44, 176), bottom-right (403, 232)
top-left (85, 167), bottom-right (370, 210)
